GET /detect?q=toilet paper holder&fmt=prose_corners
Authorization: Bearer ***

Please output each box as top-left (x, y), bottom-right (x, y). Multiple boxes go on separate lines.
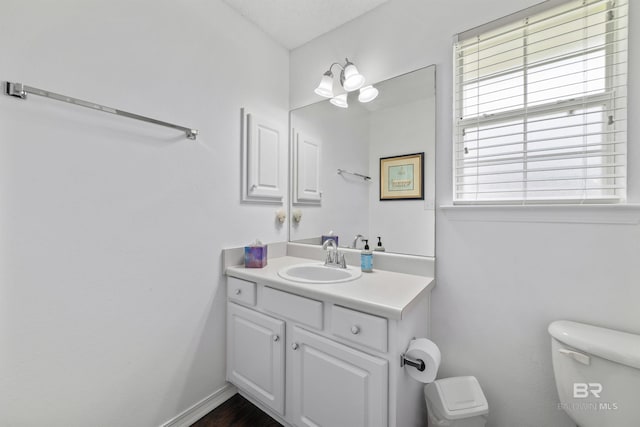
top-left (400, 353), bottom-right (425, 372)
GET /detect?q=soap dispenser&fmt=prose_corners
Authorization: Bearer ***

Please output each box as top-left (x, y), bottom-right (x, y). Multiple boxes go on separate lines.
top-left (374, 236), bottom-right (386, 252)
top-left (361, 239), bottom-right (373, 272)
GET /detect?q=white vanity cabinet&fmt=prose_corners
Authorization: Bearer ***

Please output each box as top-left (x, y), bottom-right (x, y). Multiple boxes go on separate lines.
top-left (225, 265), bottom-right (432, 427)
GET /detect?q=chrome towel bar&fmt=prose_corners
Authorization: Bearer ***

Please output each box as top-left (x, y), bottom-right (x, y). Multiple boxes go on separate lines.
top-left (4, 81), bottom-right (198, 140)
top-left (337, 168), bottom-right (371, 181)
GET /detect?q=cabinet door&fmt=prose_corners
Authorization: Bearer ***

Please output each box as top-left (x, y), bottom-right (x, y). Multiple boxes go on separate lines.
top-left (291, 327), bottom-right (388, 427)
top-left (227, 303), bottom-right (285, 414)
top-left (292, 130), bottom-right (322, 204)
top-left (247, 113), bottom-right (284, 201)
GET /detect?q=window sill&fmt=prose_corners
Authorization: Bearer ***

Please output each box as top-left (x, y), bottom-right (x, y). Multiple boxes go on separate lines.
top-left (439, 203), bottom-right (640, 225)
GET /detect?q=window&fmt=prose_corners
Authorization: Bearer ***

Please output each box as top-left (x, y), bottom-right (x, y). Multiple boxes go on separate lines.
top-left (453, 0), bottom-right (628, 204)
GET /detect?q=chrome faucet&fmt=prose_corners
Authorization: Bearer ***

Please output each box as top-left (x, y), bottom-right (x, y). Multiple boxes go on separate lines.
top-left (352, 234), bottom-right (364, 249)
top-left (322, 238), bottom-right (346, 268)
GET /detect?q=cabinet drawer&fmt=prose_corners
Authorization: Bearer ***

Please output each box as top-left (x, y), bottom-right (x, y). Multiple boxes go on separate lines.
top-left (262, 287), bottom-right (323, 330)
top-left (331, 305), bottom-right (388, 352)
top-left (228, 277), bottom-right (256, 306)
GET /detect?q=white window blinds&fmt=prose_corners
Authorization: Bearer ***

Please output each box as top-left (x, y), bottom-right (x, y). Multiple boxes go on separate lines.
top-left (453, 0), bottom-right (628, 204)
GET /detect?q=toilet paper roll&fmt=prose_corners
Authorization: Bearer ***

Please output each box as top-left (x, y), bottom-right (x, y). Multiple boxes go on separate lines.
top-left (405, 338), bottom-right (441, 383)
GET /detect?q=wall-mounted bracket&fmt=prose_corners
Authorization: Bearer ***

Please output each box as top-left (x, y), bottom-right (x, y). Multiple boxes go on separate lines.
top-left (400, 353), bottom-right (425, 372)
top-left (5, 82), bottom-right (27, 99)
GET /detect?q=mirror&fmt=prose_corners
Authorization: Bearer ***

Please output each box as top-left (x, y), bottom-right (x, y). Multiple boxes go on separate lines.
top-left (289, 65), bottom-right (435, 257)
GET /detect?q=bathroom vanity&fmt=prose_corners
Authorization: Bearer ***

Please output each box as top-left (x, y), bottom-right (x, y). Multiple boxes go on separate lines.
top-left (225, 253), bottom-right (434, 427)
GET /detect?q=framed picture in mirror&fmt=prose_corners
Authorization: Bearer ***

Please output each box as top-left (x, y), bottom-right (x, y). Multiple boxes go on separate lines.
top-left (380, 152), bottom-right (424, 200)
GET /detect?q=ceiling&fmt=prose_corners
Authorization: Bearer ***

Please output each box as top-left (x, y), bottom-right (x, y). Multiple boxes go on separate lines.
top-left (222, 0), bottom-right (389, 50)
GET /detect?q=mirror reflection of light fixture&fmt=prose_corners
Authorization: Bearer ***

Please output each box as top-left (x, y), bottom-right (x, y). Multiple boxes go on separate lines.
top-left (330, 93), bottom-right (348, 108)
top-left (358, 85), bottom-right (379, 103)
top-left (314, 58), bottom-right (377, 108)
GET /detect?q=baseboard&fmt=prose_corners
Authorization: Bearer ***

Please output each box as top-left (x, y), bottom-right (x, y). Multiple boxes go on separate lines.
top-left (160, 383), bottom-right (237, 427)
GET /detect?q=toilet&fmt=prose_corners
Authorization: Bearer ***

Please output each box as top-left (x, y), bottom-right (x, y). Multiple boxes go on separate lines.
top-left (549, 320), bottom-right (640, 427)
top-left (424, 376), bottom-right (488, 427)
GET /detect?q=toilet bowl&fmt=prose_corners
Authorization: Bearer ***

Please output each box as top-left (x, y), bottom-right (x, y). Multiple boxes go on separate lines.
top-left (549, 320), bottom-right (640, 427)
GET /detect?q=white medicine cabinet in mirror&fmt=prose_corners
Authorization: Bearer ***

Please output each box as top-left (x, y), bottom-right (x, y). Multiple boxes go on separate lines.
top-left (289, 65), bottom-right (436, 257)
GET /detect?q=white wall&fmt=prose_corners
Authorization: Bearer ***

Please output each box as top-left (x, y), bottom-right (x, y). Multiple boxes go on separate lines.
top-left (291, 1), bottom-right (640, 426)
top-left (0, 1), bottom-right (289, 426)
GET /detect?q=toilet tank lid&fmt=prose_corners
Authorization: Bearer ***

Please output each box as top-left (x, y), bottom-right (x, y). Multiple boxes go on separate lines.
top-left (549, 320), bottom-right (640, 370)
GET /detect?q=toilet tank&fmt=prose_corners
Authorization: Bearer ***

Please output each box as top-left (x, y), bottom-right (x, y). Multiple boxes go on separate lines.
top-left (548, 320), bottom-right (640, 427)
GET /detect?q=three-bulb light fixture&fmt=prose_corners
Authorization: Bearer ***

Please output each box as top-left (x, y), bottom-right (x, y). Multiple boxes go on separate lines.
top-left (314, 58), bottom-right (379, 108)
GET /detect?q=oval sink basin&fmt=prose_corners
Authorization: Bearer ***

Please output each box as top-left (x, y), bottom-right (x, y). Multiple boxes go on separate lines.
top-left (278, 263), bottom-right (362, 284)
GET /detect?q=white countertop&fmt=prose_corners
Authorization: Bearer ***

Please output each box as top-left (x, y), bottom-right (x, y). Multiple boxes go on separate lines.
top-left (226, 256), bottom-right (434, 320)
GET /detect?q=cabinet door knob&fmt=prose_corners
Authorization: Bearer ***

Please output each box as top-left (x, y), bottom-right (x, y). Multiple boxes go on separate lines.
top-left (234, 289), bottom-right (242, 295)
top-left (291, 343), bottom-right (299, 350)
top-left (351, 325), bottom-right (360, 335)
top-left (273, 335), bottom-right (280, 342)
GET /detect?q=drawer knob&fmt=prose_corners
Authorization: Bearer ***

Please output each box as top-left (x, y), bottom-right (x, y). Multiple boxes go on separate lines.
top-left (291, 343), bottom-right (299, 350)
top-left (273, 335), bottom-right (280, 342)
top-left (351, 325), bottom-right (360, 335)
top-left (234, 289), bottom-right (242, 295)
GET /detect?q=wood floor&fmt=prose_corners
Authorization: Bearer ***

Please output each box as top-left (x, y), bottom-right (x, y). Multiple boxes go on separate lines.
top-left (191, 393), bottom-right (282, 427)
